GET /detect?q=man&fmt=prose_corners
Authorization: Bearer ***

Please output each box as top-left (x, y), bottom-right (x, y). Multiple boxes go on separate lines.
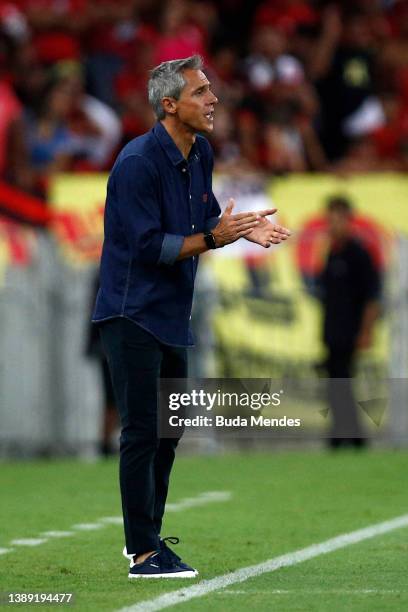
top-left (92, 55), bottom-right (291, 579)
top-left (318, 196), bottom-right (381, 447)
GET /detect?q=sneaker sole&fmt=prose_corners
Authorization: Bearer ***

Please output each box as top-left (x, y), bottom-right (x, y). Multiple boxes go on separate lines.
top-left (128, 570), bottom-right (198, 579)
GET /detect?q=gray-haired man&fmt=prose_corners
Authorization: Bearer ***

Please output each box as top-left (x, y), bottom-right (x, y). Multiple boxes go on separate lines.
top-left (93, 55), bottom-right (291, 579)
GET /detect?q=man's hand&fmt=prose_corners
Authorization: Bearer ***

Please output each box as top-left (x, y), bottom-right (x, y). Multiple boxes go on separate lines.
top-left (245, 216), bottom-right (292, 248)
top-left (355, 302), bottom-right (379, 350)
top-left (212, 199), bottom-right (277, 247)
top-left (355, 329), bottom-right (373, 350)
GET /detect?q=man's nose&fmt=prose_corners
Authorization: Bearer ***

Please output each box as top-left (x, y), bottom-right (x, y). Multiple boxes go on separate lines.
top-left (209, 91), bottom-right (218, 104)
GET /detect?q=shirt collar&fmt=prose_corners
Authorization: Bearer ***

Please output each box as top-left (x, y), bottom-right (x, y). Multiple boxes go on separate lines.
top-left (153, 121), bottom-right (200, 167)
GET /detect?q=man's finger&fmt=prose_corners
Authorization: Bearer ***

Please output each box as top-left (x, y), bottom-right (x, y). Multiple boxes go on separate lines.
top-left (235, 218), bottom-right (260, 229)
top-left (237, 228), bottom-right (255, 238)
top-left (224, 198), bottom-right (235, 215)
top-left (274, 224), bottom-right (292, 235)
top-left (270, 236), bottom-right (284, 244)
top-left (231, 208), bottom-right (276, 221)
top-left (232, 211), bottom-right (261, 222)
top-left (255, 208), bottom-right (278, 218)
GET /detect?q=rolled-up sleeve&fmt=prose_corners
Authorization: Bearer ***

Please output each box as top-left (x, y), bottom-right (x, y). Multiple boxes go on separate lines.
top-left (158, 233), bottom-right (184, 265)
top-left (113, 154), bottom-right (183, 266)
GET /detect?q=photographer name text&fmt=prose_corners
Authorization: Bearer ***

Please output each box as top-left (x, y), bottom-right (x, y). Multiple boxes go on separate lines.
top-left (168, 415), bottom-right (301, 428)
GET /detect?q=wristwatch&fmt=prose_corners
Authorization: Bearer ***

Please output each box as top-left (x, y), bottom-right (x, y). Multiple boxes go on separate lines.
top-left (204, 232), bottom-right (217, 249)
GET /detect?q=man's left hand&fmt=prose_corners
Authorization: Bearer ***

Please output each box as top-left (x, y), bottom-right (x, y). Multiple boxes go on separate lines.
top-left (245, 217), bottom-right (291, 248)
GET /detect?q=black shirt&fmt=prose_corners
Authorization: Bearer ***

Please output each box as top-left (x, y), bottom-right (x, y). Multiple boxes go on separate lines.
top-left (319, 238), bottom-right (380, 348)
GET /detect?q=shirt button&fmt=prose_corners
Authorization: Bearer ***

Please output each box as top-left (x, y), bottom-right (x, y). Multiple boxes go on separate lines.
top-left (192, 224), bottom-right (195, 229)
top-left (189, 194), bottom-right (192, 199)
top-left (182, 168), bottom-right (186, 172)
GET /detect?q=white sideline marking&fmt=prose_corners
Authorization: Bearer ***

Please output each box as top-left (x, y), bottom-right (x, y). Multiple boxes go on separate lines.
top-left (219, 589), bottom-right (402, 595)
top-left (10, 538), bottom-right (48, 547)
top-left (41, 531), bottom-right (75, 538)
top-left (0, 491), bottom-right (230, 557)
top-left (166, 491), bottom-right (231, 512)
top-left (99, 517), bottom-right (123, 525)
top-left (72, 523), bottom-right (103, 531)
top-left (117, 513), bottom-right (408, 612)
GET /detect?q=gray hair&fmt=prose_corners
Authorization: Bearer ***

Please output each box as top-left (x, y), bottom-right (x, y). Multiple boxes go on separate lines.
top-left (148, 55), bottom-right (204, 120)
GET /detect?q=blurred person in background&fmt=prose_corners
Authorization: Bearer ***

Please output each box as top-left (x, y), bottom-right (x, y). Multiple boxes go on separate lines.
top-left (262, 109), bottom-right (307, 173)
top-left (17, 0), bottom-right (87, 67)
top-left (114, 33), bottom-right (156, 144)
top-left (153, 0), bottom-right (209, 65)
top-left (260, 95), bottom-right (327, 173)
top-left (23, 63), bottom-right (122, 195)
top-left (312, 5), bottom-right (385, 161)
top-left (0, 30), bottom-right (34, 192)
top-left (58, 64), bottom-right (122, 170)
top-left (12, 39), bottom-right (49, 117)
top-left (370, 91), bottom-right (408, 171)
top-left (244, 23), bottom-right (305, 104)
top-left (243, 19), bottom-right (326, 172)
top-left (253, 0), bottom-right (318, 35)
top-left (84, 0), bottom-right (147, 109)
top-left (235, 109), bottom-right (263, 169)
top-left (317, 195), bottom-right (381, 449)
top-left (24, 78), bottom-right (77, 186)
top-left (210, 102), bottom-right (246, 171)
top-left (206, 45), bottom-right (244, 109)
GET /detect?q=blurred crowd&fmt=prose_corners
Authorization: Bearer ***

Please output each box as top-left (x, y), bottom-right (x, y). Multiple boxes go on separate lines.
top-left (1, 0), bottom-right (408, 199)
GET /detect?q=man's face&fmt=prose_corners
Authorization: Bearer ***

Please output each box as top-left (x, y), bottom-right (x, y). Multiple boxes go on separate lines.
top-left (172, 68), bottom-right (218, 134)
top-left (327, 210), bottom-right (351, 241)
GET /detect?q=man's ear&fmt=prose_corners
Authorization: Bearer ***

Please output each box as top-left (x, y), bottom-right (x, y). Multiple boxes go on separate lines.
top-left (162, 97), bottom-right (177, 115)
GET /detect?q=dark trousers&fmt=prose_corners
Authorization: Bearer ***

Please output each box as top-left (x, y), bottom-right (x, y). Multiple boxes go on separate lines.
top-left (99, 317), bottom-right (187, 556)
top-left (326, 344), bottom-right (363, 441)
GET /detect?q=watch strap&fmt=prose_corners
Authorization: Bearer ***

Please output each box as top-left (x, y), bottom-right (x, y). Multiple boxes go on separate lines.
top-left (204, 232), bottom-right (217, 249)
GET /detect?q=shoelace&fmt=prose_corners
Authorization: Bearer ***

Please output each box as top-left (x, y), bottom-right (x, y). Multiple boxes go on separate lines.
top-left (160, 536), bottom-right (182, 564)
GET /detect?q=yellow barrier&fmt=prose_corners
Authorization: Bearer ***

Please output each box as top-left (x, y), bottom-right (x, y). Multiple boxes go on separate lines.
top-left (49, 173), bottom-right (408, 376)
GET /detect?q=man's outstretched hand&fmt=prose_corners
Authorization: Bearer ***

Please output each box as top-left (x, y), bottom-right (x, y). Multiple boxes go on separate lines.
top-left (244, 215), bottom-right (291, 248)
top-left (212, 199), bottom-right (278, 247)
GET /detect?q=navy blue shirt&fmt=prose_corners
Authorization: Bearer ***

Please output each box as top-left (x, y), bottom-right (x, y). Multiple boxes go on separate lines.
top-left (92, 121), bottom-right (221, 346)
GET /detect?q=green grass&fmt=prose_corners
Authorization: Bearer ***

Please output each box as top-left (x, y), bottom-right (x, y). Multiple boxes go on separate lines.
top-left (1, 450), bottom-right (408, 611)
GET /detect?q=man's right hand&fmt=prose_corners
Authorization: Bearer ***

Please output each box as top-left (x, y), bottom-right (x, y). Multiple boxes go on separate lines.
top-left (212, 199), bottom-right (277, 248)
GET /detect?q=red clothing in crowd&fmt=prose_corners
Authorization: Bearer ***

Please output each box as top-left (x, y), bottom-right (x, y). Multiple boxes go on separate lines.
top-left (153, 23), bottom-right (207, 65)
top-left (15, 0), bottom-right (86, 62)
top-left (0, 80), bottom-right (21, 177)
top-left (254, 0), bottom-right (318, 34)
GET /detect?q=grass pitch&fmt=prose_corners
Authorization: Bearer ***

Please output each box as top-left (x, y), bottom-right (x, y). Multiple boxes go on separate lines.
top-left (1, 449), bottom-right (407, 611)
